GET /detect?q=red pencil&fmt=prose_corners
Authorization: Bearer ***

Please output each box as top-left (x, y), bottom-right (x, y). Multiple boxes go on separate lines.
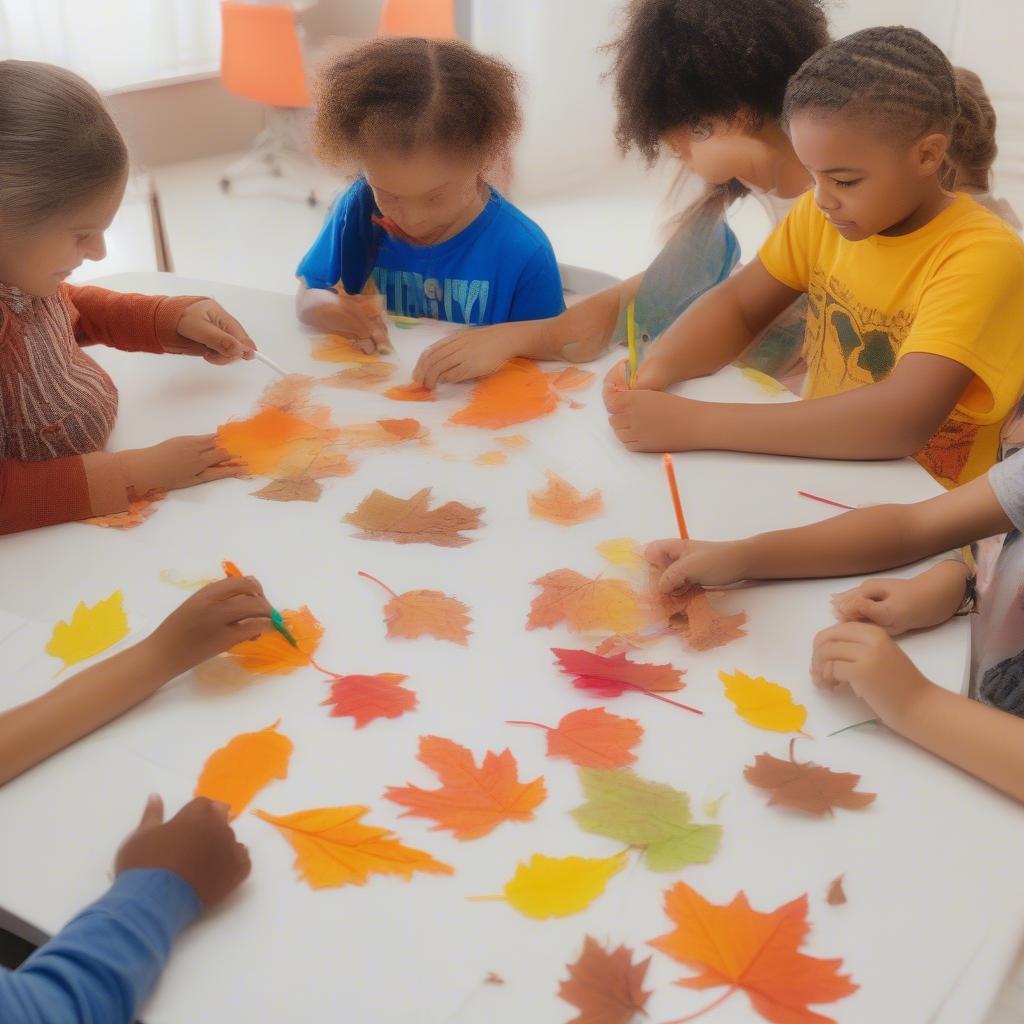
top-left (662, 453), bottom-right (689, 539)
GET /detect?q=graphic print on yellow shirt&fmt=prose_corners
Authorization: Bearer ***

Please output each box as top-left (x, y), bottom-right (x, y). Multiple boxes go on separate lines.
top-left (760, 192), bottom-right (1024, 487)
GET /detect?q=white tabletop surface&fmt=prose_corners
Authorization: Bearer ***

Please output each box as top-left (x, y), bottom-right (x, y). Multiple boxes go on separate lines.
top-left (0, 273), bottom-right (1020, 1024)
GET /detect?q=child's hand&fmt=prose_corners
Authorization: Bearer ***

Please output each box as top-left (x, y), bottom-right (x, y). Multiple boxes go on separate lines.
top-left (168, 299), bottom-right (257, 364)
top-left (605, 388), bottom-right (695, 452)
top-left (811, 621), bottom-right (933, 728)
top-left (115, 795), bottom-right (251, 911)
top-left (413, 326), bottom-right (518, 388)
top-left (645, 538), bottom-right (749, 588)
top-left (146, 576), bottom-right (273, 679)
top-left (120, 435), bottom-right (246, 495)
top-left (831, 561), bottom-right (970, 636)
top-left (321, 292), bottom-right (392, 355)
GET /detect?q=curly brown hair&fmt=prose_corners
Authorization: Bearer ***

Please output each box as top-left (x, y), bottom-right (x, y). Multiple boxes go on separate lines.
top-left (312, 38), bottom-right (522, 169)
top-left (606, 0), bottom-right (830, 165)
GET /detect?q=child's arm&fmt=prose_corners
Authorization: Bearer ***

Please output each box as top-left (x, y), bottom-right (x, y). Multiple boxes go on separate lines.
top-left (812, 622), bottom-right (1024, 803)
top-left (0, 578), bottom-right (271, 786)
top-left (647, 470), bottom-right (1012, 589)
top-left (295, 281), bottom-right (391, 355)
top-left (0, 795), bottom-right (249, 1024)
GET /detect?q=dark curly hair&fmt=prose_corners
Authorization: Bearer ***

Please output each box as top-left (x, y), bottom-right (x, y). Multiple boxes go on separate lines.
top-left (313, 38), bottom-right (522, 168)
top-left (784, 27), bottom-right (998, 190)
top-left (607, 0), bottom-right (830, 164)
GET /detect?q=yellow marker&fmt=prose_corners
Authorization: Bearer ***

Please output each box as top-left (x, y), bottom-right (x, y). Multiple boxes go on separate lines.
top-left (626, 300), bottom-right (638, 388)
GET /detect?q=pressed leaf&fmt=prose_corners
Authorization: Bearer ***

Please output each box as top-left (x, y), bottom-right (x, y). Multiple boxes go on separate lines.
top-left (450, 358), bottom-right (560, 429)
top-left (550, 366), bottom-right (596, 392)
top-left (252, 474), bottom-right (322, 503)
top-left (744, 740), bottom-right (876, 816)
top-left (597, 538), bottom-right (643, 570)
top-left (321, 672), bottom-right (417, 728)
top-left (311, 333), bottom-right (381, 364)
top-left (510, 707), bottom-right (642, 768)
top-left (529, 472), bottom-right (604, 526)
top-left (475, 450), bottom-right (508, 466)
top-left (84, 491), bottom-right (164, 529)
top-left (308, 448), bottom-right (356, 479)
top-left (720, 669), bottom-right (807, 733)
top-left (323, 362), bottom-right (397, 389)
top-left (386, 735), bottom-right (546, 840)
top-left (572, 768), bottom-right (722, 871)
top-left (826, 875), bottom-right (847, 906)
top-left (259, 373), bottom-right (316, 415)
top-left (345, 487), bottom-right (483, 547)
top-left (159, 568), bottom-right (217, 590)
top-left (217, 406), bottom-right (337, 476)
top-left (227, 606), bottom-right (323, 675)
top-left (649, 881), bottom-right (857, 1024)
top-left (336, 417), bottom-right (427, 449)
top-left (385, 382), bottom-right (436, 402)
top-left (194, 721), bottom-right (293, 819)
top-left (360, 574), bottom-right (472, 645)
top-left (255, 805), bottom-right (452, 889)
top-left (497, 434), bottom-right (529, 449)
top-left (502, 852), bottom-right (627, 919)
top-left (558, 936), bottom-right (652, 1024)
top-left (528, 570), bottom-right (645, 635)
top-left (648, 578), bottom-right (748, 652)
top-left (46, 590), bottom-right (129, 671)
top-left (553, 647), bottom-right (684, 694)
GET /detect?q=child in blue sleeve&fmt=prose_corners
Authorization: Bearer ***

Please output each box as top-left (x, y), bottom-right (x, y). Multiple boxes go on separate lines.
top-left (296, 37), bottom-right (564, 355)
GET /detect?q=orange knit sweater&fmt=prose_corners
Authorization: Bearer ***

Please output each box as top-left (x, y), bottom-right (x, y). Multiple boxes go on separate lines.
top-left (0, 283), bottom-right (200, 535)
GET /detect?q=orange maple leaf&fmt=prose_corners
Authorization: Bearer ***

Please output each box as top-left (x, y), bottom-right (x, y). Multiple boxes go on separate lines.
top-left (508, 707), bottom-right (643, 768)
top-left (450, 357), bottom-right (560, 428)
top-left (336, 417), bottom-right (427, 448)
top-left (255, 805), bottom-right (452, 889)
top-left (528, 472), bottom-right (604, 526)
top-left (549, 366), bottom-right (595, 392)
top-left (227, 606), bottom-right (323, 675)
top-left (345, 487), bottom-right (483, 547)
top-left (83, 491), bottom-right (165, 529)
top-left (258, 373), bottom-right (317, 416)
top-left (321, 672), bottom-right (417, 728)
top-left (323, 362), bottom-right (397, 390)
top-left (217, 406), bottom-right (338, 476)
top-left (311, 333), bottom-right (381, 364)
top-left (476, 450), bottom-right (508, 466)
top-left (647, 575), bottom-right (748, 652)
top-left (528, 569), bottom-right (646, 635)
top-left (385, 382), bottom-right (436, 402)
top-left (650, 881), bottom-right (857, 1024)
top-left (385, 735), bottom-right (546, 840)
top-left (359, 572), bottom-right (471, 645)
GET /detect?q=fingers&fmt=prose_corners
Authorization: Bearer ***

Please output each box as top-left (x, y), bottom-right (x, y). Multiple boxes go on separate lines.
top-left (219, 592), bottom-right (274, 626)
top-left (661, 558), bottom-right (695, 593)
top-left (203, 576), bottom-right (266, 602)
top-left (137, 792), bottom-right (164, 830)
top-left (195, 464), bottom-right (249, 485)
top-left (421, 349), bottom-right (469, 390)
top-left (217, 310), bottom-right (257, 358)
top-left (187, 320), bottom-right (248, 361)
top-left (414, 337), bottom-right (461, 387)
top-left (644, 539), bottom-right (687, 568)
top-left (847, 596), bottom-right (895, 628)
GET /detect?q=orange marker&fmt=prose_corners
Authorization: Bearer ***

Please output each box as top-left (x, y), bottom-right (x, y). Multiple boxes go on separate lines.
top-left (661, 453), bottom-right (689, 540)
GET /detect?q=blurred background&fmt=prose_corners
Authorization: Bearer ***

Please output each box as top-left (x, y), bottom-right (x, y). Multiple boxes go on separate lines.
top-left (0, 0), bottom-right (1021, 293)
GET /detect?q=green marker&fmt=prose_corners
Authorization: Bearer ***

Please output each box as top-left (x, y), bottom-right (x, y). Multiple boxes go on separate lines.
top-left (222, 561), bottom-right (298, 648)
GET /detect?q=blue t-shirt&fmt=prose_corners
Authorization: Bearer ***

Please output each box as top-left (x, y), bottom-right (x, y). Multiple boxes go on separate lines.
top-left (296, 179), bottom-right (565, 326)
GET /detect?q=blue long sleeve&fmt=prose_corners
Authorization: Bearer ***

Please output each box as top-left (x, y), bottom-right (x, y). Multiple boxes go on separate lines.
top-left (0, 869), bottom-right (200, 1024)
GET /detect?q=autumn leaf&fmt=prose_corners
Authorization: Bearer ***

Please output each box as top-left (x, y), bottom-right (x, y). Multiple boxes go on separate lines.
top-left (528, 570), bottom-right (645, 635)
top-left (720, 669), bottom-right (808, 733)
top-left (227, 606), bottom-right (323, 675)
top-left (475, 450), bottom-right (507, 466)
top-left (649, 881), bottom-right (857, 1024)
top-left (648, 578), bottom-right (747, 652)
top-left (311, 333), bottom-right (381, 364)
top-left (508, 708), bottom-right (643, 768)
top-left (550, 366), bottom-right (596, 392)
top-left (194, 721), bottom-right (293, 819)
top-left (826, 875), bottom-right (846, 906)
top-left (558, 936), bottom-right (652, 1024)
top-left (46, 590), bottom-right (129, 671)
top-left (345, 487), bottom-right (483, 547)
top-left (159, 568), bottom-right (217, 590)
top-left (500, 851), bottom-right (627, 919)
top-left (744, 739), bottom-right (876, 816)
top-left (335, 417), bottom-right (428, 448)
top-left (321, 672), bottom-right (417, 728)
top-left (255, 805), bottom-right (452, 889)
top-left (323, 362), bottom-right (397, 389)
top-left (259, 373), bottom-right (316, 415)
top-left (529, 472), bottom-right (604, 526)
top-left (597, 537), bottom-right (643, 570)
top-left (84, 491), bottom-right (164, 529)
top-left (553, 647), bottom-right (683, 694)
top-left (217, 406), bottom-right (337, 476)
top-left (497, 434), bottom-right (529, 449)
top-left (252, 474), bottom-right (322, 503)
top-left (573, 768), bottom-right (723, 871)
top-left (594, 632), bottom-right (662, 657)
top-left (359, 571), bottom-right (471, 645)
top-left (386, 735), bottom-right (546, 840)
top-left (450, 357), bottom-right (561, 429)
top-left (308, 447), bottom-right (356, 480)
top-left (385, 382), bottom-right (436, 402)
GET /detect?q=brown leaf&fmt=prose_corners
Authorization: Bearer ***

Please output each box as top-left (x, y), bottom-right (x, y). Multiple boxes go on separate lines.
top-left (826, 875), bottom-right (847, 906)
top-left (528, 472), bottom-right (603, 526)
top-left (647, 573), bottom-right (747, 651)
top-left (557, 935), bottom-right (651, 1024)
top-left (744, 739), bottom-right (877, 816)
top-left (308, 448), bottom-right (356, 479)
top-left (336, 418), bottom-right (427, 449)
top-left (252, 475), bottom-right (323, 503)
top-left (259, 374), bottom-right (316, 415)
top-left (344, 487), bottom-right (483, 547)
top-left (323, 363), bottom-right (398, 390)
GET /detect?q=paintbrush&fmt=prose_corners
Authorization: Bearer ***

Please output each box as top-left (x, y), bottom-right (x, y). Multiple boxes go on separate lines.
top-left (626, 300), bottom-right (638, 388)
top-left (222, 560), bottom-right (298, 647)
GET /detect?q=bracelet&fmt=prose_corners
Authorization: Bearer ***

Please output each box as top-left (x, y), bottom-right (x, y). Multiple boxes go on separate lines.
top-left (955, 573), bottom-right (978, 616)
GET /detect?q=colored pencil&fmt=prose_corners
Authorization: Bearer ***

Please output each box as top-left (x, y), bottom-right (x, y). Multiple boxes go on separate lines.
top-left (662, 453), bottom-right (689, 539)
top-left (221, 560), bottom-right (298, 647)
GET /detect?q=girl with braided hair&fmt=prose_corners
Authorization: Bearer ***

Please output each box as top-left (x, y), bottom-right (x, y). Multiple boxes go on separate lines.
top-left (608, 26), bottom-right (1024, 490)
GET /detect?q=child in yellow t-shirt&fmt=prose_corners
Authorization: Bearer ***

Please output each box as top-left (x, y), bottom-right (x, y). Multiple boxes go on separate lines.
top-left (606, 26), bottom-right (1024, 488)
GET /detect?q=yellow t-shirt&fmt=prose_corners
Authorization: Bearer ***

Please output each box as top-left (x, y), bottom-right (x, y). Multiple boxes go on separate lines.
top-left (759, 192), bottom-right (1024, 486)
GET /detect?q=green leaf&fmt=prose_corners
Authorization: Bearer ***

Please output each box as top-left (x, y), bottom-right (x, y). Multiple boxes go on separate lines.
top-left (571, 767), bottom-right (723, 871)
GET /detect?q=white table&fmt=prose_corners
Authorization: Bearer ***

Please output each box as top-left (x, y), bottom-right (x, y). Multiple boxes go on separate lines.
top-left (0, 274), bottom-right (1021, 1024)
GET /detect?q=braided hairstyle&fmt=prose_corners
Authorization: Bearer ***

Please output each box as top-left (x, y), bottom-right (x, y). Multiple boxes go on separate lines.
top-left (606, 0), bottom-right (830, 165)
top-left (784, 27), bottom-right (998, 190)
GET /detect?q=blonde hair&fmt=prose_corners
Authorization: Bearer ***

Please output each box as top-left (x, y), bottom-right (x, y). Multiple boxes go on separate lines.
top-left (0, 60), bottom-right (127, 228)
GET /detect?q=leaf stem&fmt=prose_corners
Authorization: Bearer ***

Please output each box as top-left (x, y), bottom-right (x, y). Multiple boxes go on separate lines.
top-left (615, 677), bottom-right (703, 715)
top-left (827, 718), bottom-right (880, 738)
top-left (505, 720), bottom-right (552, 731)
top-left (660, 986), bottom-right (738, 1024)
top-left (357, 570), bottom-right (400, 600)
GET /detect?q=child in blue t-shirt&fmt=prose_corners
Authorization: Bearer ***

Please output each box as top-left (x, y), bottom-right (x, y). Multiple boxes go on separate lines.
top-left (296, 37), bottom-right (564, 355)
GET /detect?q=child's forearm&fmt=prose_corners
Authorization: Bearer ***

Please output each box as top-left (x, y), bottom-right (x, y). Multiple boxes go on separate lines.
top-left (892, 685), bottom-right (1024, 803)
top-left (0, 640), bottom-right (173, 786)
top-left (295, 286), bottom-right (343, 331)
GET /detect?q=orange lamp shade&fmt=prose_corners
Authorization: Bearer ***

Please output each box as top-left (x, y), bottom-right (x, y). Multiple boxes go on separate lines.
top-left (220, 2), bottom-right (311, 108)
top-left (379, 0), bottom-right (456, 39)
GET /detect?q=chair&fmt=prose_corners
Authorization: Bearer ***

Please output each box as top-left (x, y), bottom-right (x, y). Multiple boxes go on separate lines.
top-left (218, 2), bottom-right (319, 206)
top-left (378, 0), bottom-right (456, 38)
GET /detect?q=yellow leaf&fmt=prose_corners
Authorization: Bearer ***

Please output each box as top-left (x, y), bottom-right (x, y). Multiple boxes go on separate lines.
top-left (159, 568), bottom-right (217, 591)
top-left (503, 851), bottom-right (627, 919)
top-left (703, 794), bottom-right (725, 818)
top-left (45, 590), bottom-right (129, 671)
top-left (194, 722), bottom-right (293, 819)
top-left (719, 669), bottom-right (807, 733)
top-left (741, 367), bottom-right (789, 395)
top-left (597, 537), bottom-right (643, 569)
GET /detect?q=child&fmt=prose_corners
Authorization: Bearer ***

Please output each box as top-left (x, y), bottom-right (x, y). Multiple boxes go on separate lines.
top-left (0, 61), bottom-right (259, 536)
top-left (646, 447), bottom-right (1024, 802)
top-left (0, 576), bottom-right (271, 1021)
top-left (413, 0), bottom-right (830, 388)
top-left (296, 37), bottom-right (564, 354)
top-left (607, 27), bottom-right (1024, 489)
